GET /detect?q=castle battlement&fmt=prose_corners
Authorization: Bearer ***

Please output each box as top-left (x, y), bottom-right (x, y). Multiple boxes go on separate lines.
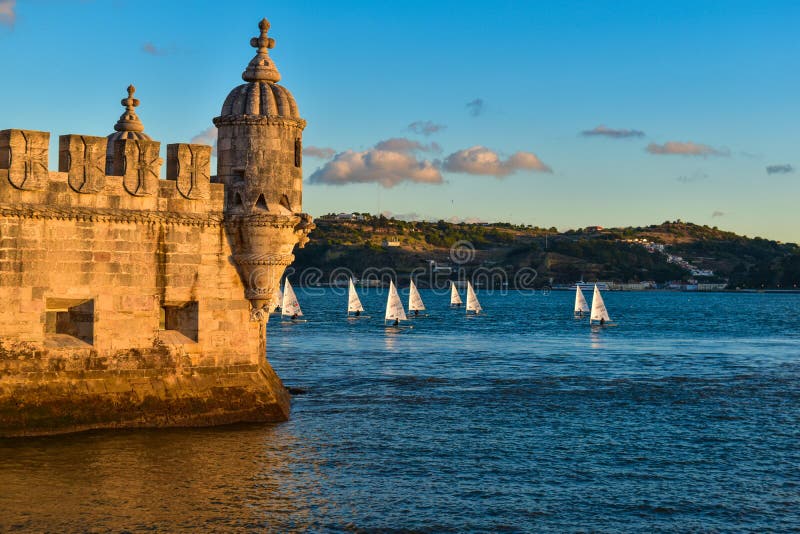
top-left (0, 128), bottom-right (222, 221)
top-left (0, 19), bottom-right (312, 437)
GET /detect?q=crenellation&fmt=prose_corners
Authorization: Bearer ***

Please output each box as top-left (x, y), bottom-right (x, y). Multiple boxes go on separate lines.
top-left (167, 143), bottom-right (212, 200)
top-left (59, 134), bottom-right (108, 194)
top-left (0, 139), bottom-right (221, 222)
top-left (114, 138), bottom-right (163, 197)
top-left (0, 129), bottom-right (50, 191)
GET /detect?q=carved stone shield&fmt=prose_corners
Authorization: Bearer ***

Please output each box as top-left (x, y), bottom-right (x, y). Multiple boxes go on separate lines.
top-left (167, 143), bottom-right (211, 200)
top-left (117, 139), bottom-right (162, 197)
top-left (60, 135), bottom-right (107, 194)
top-left (0, 129), bottom-right (49, 191)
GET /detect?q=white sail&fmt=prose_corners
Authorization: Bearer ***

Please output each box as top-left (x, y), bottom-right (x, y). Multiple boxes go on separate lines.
top-left (385, 280), bottom-right (407, 323)
top-left (348, 278), bottom-right (364, 313)
top-left (466, 281), bottom-right (482, 314)
top-left (450, 282), bottom-right (463, 306)
top-left (408, 280), bottom-right (425, 311)
top-left (270, 285), bottom-right (283, 313)
top-left (281, 279), bottom-right (303, 318)
top-left (574, 286), bottom-right (590, 315)
top-left (590, 284), bottom-right (611, 323)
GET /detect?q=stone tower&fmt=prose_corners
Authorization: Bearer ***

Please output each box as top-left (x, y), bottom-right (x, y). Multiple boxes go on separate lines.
top-left (214, 18), bottom-right (313, 317)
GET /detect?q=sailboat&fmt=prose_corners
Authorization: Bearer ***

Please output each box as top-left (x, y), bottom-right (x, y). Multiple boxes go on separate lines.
top-left (408, 280), bottom-right (426, 317)
top-left (270, 285), bottom-right (283, 314)
top-left (347, 278), bottom-right (368, 318)
top-left (573, 285), bottom-right (590, 318)
top-left (589, 284), bottom-right (612, 325)
top-left (465, 281), bottom-right (482, 315)
top-left (450, 282), bottom-right (463, 307)
top-left (281, 279), bottom-right (304, 321)
top-left (384, 280), bottom-right (408, 327)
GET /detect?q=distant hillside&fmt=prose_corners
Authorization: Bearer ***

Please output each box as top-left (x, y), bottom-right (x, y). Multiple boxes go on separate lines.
top-left (292, 214), bottom-right (800, 289)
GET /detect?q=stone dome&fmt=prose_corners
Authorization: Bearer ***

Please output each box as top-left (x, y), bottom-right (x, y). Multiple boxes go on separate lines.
top-left (216, 18), bottom-right (301, 121)
top-left (220, 82), bottom-right (299, 119)
top-left (107, 129), bottom-right (152, 145)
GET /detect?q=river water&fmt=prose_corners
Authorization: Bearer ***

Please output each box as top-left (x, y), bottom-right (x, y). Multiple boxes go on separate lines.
top-left (1, 290), bottom-right (799, 532)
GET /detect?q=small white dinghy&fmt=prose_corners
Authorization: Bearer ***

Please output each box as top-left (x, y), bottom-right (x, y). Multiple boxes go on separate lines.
top-left (589, 284), bottom-right (612, 326)
top-left (385, 280), bottom-right (409, 327)
top-left (574, 285), bottom-right (590, 318)
top-left (465, 281), bottom-right (482, 315)
top-left (347, 278), bottom-right (369, 319)
top-left (408, 280), bottom-right (426, 318)
top-left (281, 279), bottom-right (305, 322)
top-left (450, 282), bottom-right (463, 307)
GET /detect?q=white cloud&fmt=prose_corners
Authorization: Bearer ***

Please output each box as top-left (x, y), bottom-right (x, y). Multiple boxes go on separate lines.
top-left (190, 126), bottom-right (218, 156)
top-left (646, 141), bottom-right (728, 157)
top-left (581, 125), bottom-right (645, 138)
top-left (0, 0), bottom-right (15, 28)
top-left (308, 149), bottom-right (442, 188)
top-left (374, 137), bottom-right (440, 153)
top-left (304, 146), bottom-right (336, 159)
top-left (443, 146), bottom-right (552, 176)
top-left (408, 121), bottom-right (446, 136)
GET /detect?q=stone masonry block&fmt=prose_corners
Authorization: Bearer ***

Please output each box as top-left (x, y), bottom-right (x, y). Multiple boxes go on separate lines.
top-left (0, 129), bottom-right (49, 191)
top-left (58, 134), bottom-right (107, 194)
top-left (166, 143), bottom-right (211, 200)
top-left (112, 139), bottom-right (162, 197)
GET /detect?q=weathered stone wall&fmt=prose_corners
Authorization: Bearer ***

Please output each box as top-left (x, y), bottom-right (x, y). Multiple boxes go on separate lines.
top-left (216, 117), bottom-right (304, 214)
top-left (0, 130), bottom-right (291, 436)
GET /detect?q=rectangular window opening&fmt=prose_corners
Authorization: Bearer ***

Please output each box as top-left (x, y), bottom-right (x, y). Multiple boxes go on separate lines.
top-left (160, 301), bottom-right (199, 343)
top-left (44, 298), bottom-right (94, 346)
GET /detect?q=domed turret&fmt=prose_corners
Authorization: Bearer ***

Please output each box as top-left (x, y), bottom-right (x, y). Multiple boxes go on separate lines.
top-left (213, 18), bottom-right (313, 318)
top-left (213, 17), bottom-right (306, 215)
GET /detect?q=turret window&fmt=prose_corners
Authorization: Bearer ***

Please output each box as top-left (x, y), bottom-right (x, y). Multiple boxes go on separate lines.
top-left (280, 194), bottom-right (291, 212)
top-left (230, 191), bottom-right (244, 210)
top-left (294, 138), bottom-right (302, 167)
top-left (254, 193), bottom-right (269, 211)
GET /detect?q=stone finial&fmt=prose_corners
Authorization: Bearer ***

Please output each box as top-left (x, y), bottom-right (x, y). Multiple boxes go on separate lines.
top-left (242, 18), bottom-right (281, 83)
top-left (114, 85), bottom-right (146, 133)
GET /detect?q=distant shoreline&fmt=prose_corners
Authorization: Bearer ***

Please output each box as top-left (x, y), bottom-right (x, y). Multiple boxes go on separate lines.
top-left (296, 283), bottom-right (800, 294)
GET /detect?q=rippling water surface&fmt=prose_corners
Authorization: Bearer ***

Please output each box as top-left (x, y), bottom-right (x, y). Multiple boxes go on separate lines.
top-left (2, 290), bottom-right (799, 532)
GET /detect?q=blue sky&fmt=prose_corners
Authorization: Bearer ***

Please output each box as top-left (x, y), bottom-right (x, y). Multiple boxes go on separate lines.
top-left (1, 0), bottom-right (799, 242)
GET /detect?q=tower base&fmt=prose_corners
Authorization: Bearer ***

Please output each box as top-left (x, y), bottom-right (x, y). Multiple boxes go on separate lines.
top-left (0, 352), bottom-right (290, 438)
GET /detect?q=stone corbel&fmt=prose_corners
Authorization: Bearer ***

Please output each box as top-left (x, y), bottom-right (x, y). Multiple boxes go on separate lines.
top-left (293, 213), bottom-right (315, 248)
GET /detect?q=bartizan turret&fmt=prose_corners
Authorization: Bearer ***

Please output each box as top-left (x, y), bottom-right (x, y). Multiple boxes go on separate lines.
top-left (214, 18), bottom-right (314, 319)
